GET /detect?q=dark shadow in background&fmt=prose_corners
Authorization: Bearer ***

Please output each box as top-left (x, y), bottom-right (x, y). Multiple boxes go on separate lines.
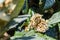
top-left (45, 24), bottom-right (59, 40)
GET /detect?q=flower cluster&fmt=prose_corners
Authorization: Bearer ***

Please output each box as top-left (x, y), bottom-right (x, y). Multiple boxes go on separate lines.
top-left (0, 0), bottom-right (16, 16)
top-left (28, 14), bottom-right (48, 33)
top-left (0, 0), bottom-right (12, 8)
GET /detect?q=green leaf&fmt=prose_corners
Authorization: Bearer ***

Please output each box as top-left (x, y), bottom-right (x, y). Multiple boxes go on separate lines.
top-left (11, 0), bottom-right (24, 18)
top-left (48, 11), bottom-right (60, 24)
top-left (13, 30), bottom-right (35, 38)
top-left (58, 23), bottom-right (60, 32)
top-left (44, 0), bottom-right (55, 9)
top-left (36, 33), bottom-right (56, 40)
top-left (12, 31), bottom-right (25, 39)
top-left (24, 30), bottom-right (35, 37)
top-left (12, 30), bottom-right (56, 40)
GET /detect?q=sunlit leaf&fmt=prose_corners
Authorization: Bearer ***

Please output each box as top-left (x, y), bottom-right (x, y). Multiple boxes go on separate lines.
top-left (11, 0), bottom-right (24, 18)
top-left (24, 30), bottom-right (35, 37)
top-left (48, 11), bottom-right (60, 24)
top-left (11, 31), bottom-right (56, 40)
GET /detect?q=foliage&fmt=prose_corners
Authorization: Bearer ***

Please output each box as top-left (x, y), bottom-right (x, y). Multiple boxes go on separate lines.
top-left (48, 11), bottom-right (60, 24)
top-left (0, 0), bottom-right (60, 40)
top-left (11, 0), bottom-right (60, 40)
top-left (0, 0), bottom-right (24, 37)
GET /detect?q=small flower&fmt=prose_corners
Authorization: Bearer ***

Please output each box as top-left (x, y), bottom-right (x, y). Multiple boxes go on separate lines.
top-left (36, 22), bottom-right (48, 33)
top-left (0, 3), bottom-right (3, 8)
top-left (25, 27), bottom-right (29, 32)
top-left (5, 0), bottom-right (13, 7)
